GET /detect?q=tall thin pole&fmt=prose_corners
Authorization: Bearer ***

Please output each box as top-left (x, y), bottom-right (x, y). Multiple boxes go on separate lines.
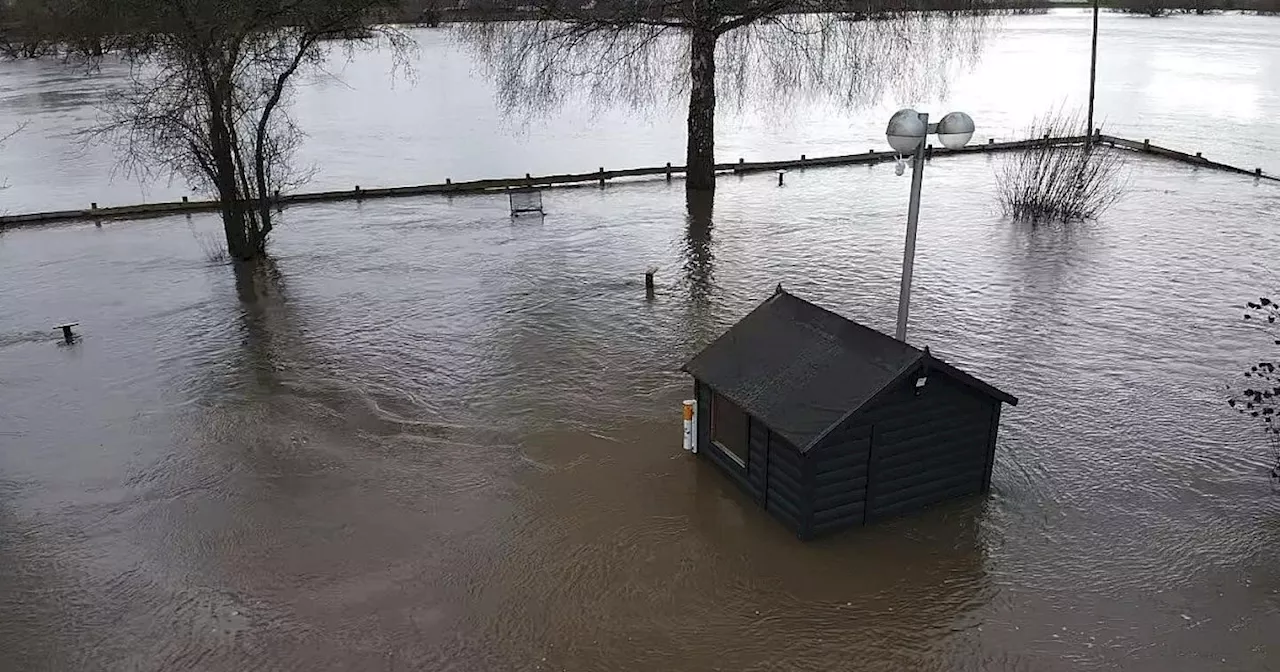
top-left (1086, 0), bottom-right (1100, 148)
top-left (895, 112), bottom-right (928, 343)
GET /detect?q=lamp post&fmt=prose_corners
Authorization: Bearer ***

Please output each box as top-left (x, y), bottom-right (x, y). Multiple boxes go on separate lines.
top-left (1087, 0), bottom-right (1100, 148)
top-left (885, 109), bottom-right (975, 342)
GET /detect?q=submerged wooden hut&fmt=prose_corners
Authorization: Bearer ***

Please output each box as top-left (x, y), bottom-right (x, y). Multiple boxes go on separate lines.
top-left (682, 288), bottom-right (1018, 539)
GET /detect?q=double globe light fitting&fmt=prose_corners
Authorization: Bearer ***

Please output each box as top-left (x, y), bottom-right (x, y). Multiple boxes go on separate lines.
top-left (885, 109), bottom-right (975, 154)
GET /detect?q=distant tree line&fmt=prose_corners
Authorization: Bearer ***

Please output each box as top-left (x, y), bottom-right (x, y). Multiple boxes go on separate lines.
top-left (1111, 0), bottom-right (1280, 15)
top-left (8, 0), bottom-right (1276, 54)
top-left (0, 0), bottom-right (405, 59)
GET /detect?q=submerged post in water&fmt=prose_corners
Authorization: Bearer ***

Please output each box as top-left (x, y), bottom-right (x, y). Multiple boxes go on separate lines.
top-left (56, 322), bottom-right (79, 344)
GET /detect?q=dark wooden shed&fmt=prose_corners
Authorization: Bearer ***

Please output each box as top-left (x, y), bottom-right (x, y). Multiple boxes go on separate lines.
top-left (682, 288), bottom-right (1018, 539)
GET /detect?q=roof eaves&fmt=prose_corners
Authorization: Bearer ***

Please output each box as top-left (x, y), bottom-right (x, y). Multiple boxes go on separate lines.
top-left (925, 354), bottom-right (1019, 406)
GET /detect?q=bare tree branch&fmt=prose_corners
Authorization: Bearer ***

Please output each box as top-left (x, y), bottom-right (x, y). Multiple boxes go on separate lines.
top-left (78, 0), bottom-right (413, 260)
top-left (459, 0), bottom-right (1002, 192)
top-left (1229, 297), bottom-right (1280, 479)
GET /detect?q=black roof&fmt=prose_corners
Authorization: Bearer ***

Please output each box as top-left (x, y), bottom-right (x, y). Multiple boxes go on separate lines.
top-left (682, 288), bottom-right (1017, 453)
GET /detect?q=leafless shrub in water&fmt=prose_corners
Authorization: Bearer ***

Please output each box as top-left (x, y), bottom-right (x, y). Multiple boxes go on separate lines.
top-left (996, 111), bottom-right (1126, 224)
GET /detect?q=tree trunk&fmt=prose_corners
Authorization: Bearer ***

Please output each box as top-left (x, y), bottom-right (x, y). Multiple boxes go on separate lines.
top-left (210, 115), bottom-right (252, 260)
top-left (219, 189), bottom-right (251, 260)
top-left (685, 28), bottom-right (717, 193)
top-left (251, 205), bottom-right (273, 256)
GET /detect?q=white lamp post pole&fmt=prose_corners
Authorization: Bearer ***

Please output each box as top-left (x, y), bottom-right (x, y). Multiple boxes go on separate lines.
top-left (896, 112), bottom-right (928, 343)
top-left (885, 109), bottom-right (975, 342)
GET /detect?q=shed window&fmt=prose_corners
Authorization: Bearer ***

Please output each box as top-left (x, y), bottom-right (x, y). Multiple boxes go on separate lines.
top-left (711, 392), bottom-right (749, 467)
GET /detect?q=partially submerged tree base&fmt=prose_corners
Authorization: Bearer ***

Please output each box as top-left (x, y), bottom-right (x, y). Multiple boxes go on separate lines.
top-left (996, 111), bottom-right (1126, 224)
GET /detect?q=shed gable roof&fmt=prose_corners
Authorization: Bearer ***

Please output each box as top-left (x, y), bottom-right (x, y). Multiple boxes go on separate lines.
top-left (682, 289), bottom-right (1017, 452)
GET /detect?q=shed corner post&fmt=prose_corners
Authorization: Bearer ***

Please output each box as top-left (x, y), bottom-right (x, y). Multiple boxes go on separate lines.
top-left (862, 424), bottom-right (877, 526)
top-left (981, 403), bottom-right (1003, 493)
top-left (690, 380), bottom-right (700, 455)
top-left (800, 448), bottom-right (817, 539)
top-left (753, 418), bottom-right (768, 507)
top-left (693, 380), bottom-right (708, 457)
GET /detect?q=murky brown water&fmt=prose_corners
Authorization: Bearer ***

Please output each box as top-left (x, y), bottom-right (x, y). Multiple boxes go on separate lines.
top-left (4, 11), bottom-right (1280, 672)
top-left (4, 157), bottom-right (1280, 670)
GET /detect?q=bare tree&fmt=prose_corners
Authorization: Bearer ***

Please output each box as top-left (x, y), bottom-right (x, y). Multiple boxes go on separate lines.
top-left (460, 0), bottom-right (999, 193)
top-left (1228, 297), bottom-right (1280, 480)
top-left (996, 110), bottom-right (1126, 224)
top-left (85, 0), bottom-right (411, 261)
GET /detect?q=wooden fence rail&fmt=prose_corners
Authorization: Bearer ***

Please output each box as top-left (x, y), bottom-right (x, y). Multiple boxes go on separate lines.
top-left (1, 134), bottom-right (1274, 228)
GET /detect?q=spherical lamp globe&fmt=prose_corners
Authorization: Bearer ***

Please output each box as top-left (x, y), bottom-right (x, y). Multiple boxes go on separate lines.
top-left (886, 109), bottom-right (927, 154)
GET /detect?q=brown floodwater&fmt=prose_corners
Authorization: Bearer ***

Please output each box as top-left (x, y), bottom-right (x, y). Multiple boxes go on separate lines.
top-left (4, 10), bottom-right (1280, 671)
top-left (3, 156), bottom-right (1280, 671)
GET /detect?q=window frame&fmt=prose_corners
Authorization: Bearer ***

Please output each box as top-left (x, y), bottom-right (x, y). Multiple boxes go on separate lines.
top-left (710, 391), bottom-right (750, 468)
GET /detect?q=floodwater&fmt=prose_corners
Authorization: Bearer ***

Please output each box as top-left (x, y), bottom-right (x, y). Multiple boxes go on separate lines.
top-left (2, 10), bottom-right (1280, 672)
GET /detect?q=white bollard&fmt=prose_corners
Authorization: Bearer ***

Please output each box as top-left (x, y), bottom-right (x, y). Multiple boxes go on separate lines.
top-left (682, 399), bottom-right (695, 452)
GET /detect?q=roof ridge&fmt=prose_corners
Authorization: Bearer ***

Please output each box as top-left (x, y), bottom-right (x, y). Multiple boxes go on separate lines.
top-left (801, 353), bottom-right (924, 451)
top-left (777, 290), bottom-right (921, 356)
